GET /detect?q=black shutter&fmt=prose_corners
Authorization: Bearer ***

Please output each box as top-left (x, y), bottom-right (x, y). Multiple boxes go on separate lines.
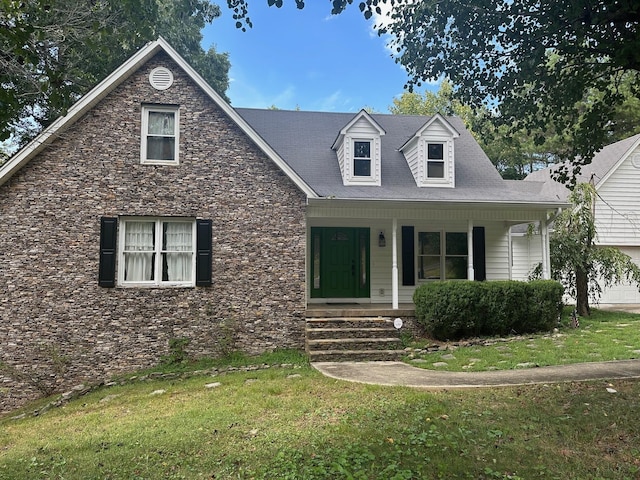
top-left (98, 217), bottom-right (118, 287)
top-left (195, 219), bottom-right (213, 286)
top-left (473, 226), bottom-right (486, 281)
top-left (401, 226), bottom-right (415, 286)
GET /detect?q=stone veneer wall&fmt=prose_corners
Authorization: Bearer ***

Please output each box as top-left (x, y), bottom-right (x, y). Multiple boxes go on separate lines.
top-left (0, 52), bottom-right (307, 413)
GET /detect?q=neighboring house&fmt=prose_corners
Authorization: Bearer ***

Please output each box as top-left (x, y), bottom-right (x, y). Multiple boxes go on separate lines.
top-left (512, 133), bottom-right (640, 304)
top-left (0, 38), bottom-right (564, 410)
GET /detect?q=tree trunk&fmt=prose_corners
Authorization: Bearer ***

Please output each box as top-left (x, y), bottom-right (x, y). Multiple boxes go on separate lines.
top-left (576, 268), bottom-right (591, 316)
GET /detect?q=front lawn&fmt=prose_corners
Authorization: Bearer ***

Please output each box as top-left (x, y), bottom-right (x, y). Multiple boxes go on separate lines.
top-left (405, 308), bottom-right (640, 372)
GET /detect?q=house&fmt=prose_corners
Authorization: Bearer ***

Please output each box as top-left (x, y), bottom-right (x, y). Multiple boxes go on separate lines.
top-left (512, 133), bottom-right (640, 304)
top-left (0, 38), bottom-right (564, 411)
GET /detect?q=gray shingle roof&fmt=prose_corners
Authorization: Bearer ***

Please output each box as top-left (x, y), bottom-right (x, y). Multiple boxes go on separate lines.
top-left (236, 108), bottom-right (563, 205)
top-left (524, 133), bottom-right (640, 201)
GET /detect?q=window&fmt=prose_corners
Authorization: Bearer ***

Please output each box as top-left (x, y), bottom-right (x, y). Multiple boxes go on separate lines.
top-left (353, 140), bottom-right (371, 177)
top-left (418, 231), bottom-right (467, 280)
top-left (427, 143), bottom-right (445, 178)
top-left (119, 218), bottom-right (195, 286)
top-left (141, 105), bottom-right (179, 164)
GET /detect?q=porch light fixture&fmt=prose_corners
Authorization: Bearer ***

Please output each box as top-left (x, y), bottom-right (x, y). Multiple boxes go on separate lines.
top-left (378, 231), bottom-right (386, 247)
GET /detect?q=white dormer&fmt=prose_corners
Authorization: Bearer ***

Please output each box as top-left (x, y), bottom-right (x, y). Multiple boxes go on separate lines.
top-left (399, 113), bottom-right (459, 188)
top-left (332, 110), bottom-right (386, 186)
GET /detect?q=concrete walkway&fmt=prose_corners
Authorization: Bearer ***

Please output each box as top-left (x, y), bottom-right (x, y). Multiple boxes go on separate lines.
top-left (312, 359), bottom-right (640, 389)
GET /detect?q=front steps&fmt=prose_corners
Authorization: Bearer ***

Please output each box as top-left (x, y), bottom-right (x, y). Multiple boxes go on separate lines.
top-left (306, 317), bottom-right (405, 362)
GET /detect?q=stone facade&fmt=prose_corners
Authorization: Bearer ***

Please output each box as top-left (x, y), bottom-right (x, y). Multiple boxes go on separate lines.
top-left (0, 52), bottom-right (307, 413)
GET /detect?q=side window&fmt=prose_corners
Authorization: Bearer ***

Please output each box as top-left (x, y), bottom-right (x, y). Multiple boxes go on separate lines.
top-left (141, 105), bottom-right (179, 164)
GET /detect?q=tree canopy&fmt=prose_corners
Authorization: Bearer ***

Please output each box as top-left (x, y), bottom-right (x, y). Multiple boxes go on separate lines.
top-left (227, 0), bottom-right (640, 184)
top-left (1, 0), bottom-right (230, 147)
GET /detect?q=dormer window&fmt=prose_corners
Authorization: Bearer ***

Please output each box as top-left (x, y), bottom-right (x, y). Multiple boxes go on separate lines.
top-left (427, 143), bottom-right (445, 178)
top-left (399, 113), bottom-right (459, 188)
top-left (353, 140), bottom-right (372, 177)
top-left (332, 110), bottom-right (385, 186)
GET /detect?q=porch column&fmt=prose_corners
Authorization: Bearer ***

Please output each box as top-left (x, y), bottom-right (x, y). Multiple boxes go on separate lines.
top-left (467, 219), bottom-right (475, 280)
top-left (392, 218), bottom-right (399, 309)
top-left (540, 220), bottom-right (550, 280)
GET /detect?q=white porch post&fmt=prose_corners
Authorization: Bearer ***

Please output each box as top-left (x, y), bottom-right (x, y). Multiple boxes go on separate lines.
top-left (392, 218), bottom-right (399, 309)
top-left (467, 219), bottom-right (475, 280)
top-left (540, 220), bottom-right (550, 280)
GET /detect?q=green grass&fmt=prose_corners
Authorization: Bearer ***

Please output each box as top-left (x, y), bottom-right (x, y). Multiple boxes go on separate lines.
top-left (405, 308), bottom-right (640, 372)
top-left (2, 312), bottom-right (640, 479)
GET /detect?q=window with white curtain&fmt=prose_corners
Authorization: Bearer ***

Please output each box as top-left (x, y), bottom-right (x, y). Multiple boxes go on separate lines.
top-left (120, 218), bottom-right (195, 286)
top-left (141, 105), bottom-right (179, 164)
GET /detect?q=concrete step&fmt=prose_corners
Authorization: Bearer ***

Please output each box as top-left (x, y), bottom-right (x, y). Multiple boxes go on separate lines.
top-left (307, 327), bottom-right (398, 340)
top-left (306, 317), bottom-right (396, 329)
top-left (309, 349), bottom-right (405, 362)
top-left (307, 337), bottom-right (402, 351)
top-left (305, 316), bottom-right (403, 362)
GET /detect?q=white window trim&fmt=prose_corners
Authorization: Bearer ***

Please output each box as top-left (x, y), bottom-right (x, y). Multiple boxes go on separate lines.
top-left (118, 217), bottom-right (196, 287)
top-left (345, 136), bottom-right (381, 186)
top-left (352, 138), bottom-right (373, 179)
top-left (140, 105), bottom-right (180, 165)
top-left (420, 138), bottom-right (453, 187)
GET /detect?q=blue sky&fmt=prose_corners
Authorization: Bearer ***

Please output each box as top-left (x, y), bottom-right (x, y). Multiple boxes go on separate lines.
top-left (201, 2), bottom-right (433, 113)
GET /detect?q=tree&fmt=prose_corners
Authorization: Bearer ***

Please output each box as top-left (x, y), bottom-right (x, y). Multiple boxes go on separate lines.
top-left (547, 183), bottom-right (640, 316)
top-left (1, 0), bottom-right (229, 147)
top-left (226, 0), bottom-right (640, 184)
top-left (389, 80), bottom-right (475, 129)
top-left (389, 82), bottom-right (564, 179)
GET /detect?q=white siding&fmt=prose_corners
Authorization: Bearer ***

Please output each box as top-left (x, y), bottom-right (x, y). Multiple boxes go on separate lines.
top-left (598, 247), bottom-right (640, 304)
top-left (484, 222), bottom-right (511, 280)
top-left (595, 145), bottom-right (640, 246)
top-left (403, 139), bottom-right (420, 183)
top-left (336, 141), bottom-right (345, 174)
top-left (511, 233), bottom-right (543, 281)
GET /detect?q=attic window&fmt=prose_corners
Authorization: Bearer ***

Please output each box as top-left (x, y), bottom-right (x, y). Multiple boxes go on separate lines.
top-left (427, 143), bottom-right (445, 178)
top-left (141, 105), bottom-right (179, 164)
top-left (149, 67), bottom-right (174, 90)
top-left (353, 141), bottom-right (372, 177)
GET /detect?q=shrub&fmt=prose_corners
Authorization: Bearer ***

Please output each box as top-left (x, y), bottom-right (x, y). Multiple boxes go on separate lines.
top-left (413, 280), bottom-right (563, 340)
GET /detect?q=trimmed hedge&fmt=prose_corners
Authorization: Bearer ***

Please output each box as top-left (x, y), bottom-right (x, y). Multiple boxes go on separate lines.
top-left (413, 280), bottom-right (564, 340)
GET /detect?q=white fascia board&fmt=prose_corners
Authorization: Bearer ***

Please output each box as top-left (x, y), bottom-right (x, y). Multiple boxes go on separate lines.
top-left (331, 109), bottom-right (386, 150)
top-left (398, 113), bottom-right (460, 152)
top-left (0, 39), bottom-right (163, 187)
top-left (0, 37), bottom-right (318, 199)
top-left (155, 39), bottom-right (318, 198)
top-left (307, 197), bottom-right (569, 211)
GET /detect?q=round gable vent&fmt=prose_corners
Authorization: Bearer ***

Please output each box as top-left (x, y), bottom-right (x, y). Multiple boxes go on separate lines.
top-left (149, 67), bottom-right (174, 90)
top-left (632, 153), bottom-right (640, 169)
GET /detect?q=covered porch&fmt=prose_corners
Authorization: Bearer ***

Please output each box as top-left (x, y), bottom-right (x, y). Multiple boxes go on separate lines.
top-left (306, 199), bottom-right (558, 310)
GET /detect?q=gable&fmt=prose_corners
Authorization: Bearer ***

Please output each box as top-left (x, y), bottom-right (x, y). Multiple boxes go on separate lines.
top-left (594, 142), bottom-right (640, 245)
top-left (0, 38), bottom-right (316, 198)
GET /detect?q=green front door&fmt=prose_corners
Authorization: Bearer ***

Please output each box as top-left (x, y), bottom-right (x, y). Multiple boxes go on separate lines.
top-left (310, 227), bottom-right (370, 298)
